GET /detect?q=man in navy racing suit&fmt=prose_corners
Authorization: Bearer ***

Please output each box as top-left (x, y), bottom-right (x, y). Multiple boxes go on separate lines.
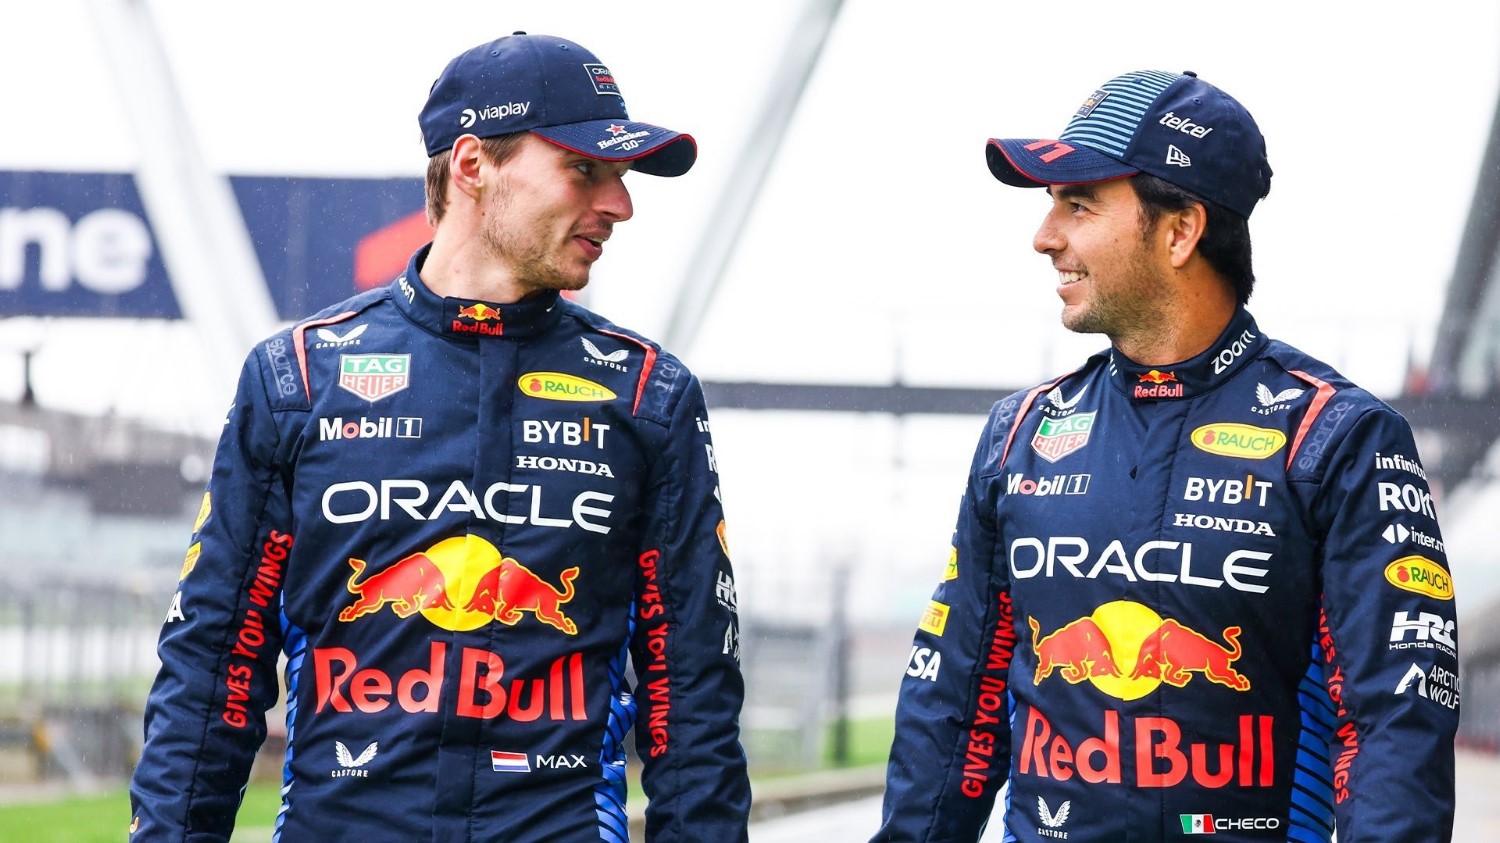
top-left (129, 33), bottom-right (750, 842)
top-left (874, 70), bottom-right (1458, 842)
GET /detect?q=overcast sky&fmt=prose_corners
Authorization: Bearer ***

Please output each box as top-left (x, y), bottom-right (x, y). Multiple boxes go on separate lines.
top-left (2, 1), bottom-right (1497, 617)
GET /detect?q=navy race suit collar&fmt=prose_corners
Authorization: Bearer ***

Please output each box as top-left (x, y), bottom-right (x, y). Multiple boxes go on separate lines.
top-left (389, 244), bottom-right (564, 340)
top-left (1106, 307), bottom-right (1265, 401)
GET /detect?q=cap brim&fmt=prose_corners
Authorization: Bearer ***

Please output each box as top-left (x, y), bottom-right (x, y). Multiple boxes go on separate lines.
top-left (534, 120), bottom-right (697, 177)
top-left (986, 138), bottom-right (1138, 187)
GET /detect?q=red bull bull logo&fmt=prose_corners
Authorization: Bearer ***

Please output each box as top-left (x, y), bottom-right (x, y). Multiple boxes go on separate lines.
top-left (1029, 601), bottom-right (1251, 700)
top-left (1138, 369), bottom-right (1177, 385)
top-left (339, 535), bottom-right (577, 634)
top-left (453, 302), bottom-right (504, 335)
top-left (457, 302), bottom-right (501, 321)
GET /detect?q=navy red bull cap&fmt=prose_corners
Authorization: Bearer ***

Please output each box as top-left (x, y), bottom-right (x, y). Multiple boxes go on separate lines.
top-left (420, 32), bottom-right (697, 177)
top-left (985, 70), bottom-right (1272, 218)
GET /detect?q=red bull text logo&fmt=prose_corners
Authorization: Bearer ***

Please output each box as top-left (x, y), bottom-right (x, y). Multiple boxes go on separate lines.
top-left (1019, 708), bottom-right (1275, 789)
top-left (1134, 369), bottom-right (1184, 399)
top-left (454, 302), bottom-right (503, 336)
top-left (338, 535), bottom-right (578, 633)
top-left (314, 641), bottom-right (586, 721)
top-left (1028, 601), bottom-right (1251, 701)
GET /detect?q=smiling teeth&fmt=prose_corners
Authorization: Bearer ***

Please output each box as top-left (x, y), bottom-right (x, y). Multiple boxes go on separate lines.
top-left (1059, 270), bottom-right (1086, 285)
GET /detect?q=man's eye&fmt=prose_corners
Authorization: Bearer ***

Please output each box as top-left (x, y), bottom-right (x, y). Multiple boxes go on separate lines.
top-left (573, 161), bottom-right (594, 175)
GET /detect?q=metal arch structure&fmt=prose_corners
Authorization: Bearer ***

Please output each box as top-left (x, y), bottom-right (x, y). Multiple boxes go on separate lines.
top-left (663, 0), bottom-right (846, 355)
top-left (83, 0), bottom-right (281, 401)
top-left (1432, 82), bottom-right (1500, 396)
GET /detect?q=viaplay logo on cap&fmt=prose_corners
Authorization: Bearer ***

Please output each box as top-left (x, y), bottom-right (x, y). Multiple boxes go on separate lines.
top-left (459, 101), bottom-right (532, 129)
top-left (584, 63), bottom-right (620, 96)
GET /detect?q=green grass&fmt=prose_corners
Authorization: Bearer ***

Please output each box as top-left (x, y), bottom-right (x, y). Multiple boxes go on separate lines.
top-left (0, 784), bottom-right (282, 843)
top-left (0, 717), bottom-right (895, 841)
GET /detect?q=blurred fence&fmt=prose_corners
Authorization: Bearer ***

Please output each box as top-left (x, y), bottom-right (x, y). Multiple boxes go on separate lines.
top-left (0, 573), bottom-right (169, 787)
top-left (0, 568), bottom-right (910, 791)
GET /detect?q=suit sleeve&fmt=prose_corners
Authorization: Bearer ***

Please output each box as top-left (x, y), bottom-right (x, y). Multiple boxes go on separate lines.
top-left (1314, 405), bottom-right (1457, 842)
top-left (630, 371), bottom-right (750, 842)
top-left (129, 346), bottom-right (293, 842)
top-left (874, 402), bottom-right (1016, 843)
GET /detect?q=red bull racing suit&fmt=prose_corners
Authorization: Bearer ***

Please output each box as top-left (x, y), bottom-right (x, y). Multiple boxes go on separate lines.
top-left (874, 308), bottom-right (1458, 842)
top-left (129, 246), bottom-right (750, 842)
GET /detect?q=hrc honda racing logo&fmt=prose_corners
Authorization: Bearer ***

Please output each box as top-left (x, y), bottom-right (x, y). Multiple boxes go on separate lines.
top-left (316, 535), bottom-right (587, 721)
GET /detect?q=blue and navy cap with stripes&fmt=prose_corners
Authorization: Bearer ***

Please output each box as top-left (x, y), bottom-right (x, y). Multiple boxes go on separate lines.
top-left (986, 70), bottom-right (1272, 217)
top-left (420, 32), bottom-right (696, 177)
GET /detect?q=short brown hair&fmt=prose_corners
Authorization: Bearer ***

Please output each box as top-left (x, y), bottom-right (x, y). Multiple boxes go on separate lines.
top-left (424, 133), bottom-right (529, 225)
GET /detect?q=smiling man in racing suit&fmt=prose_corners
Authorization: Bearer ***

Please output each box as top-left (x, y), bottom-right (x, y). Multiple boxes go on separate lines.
top-left (128, 33), bottom-right (749, 842)
top-left (874, 70), bottom-right (1458, 842)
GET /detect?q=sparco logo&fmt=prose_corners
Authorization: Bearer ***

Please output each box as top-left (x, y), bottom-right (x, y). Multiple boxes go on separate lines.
top-left (263, 337), bottom-right (298, 397)
top-left (1294, 400), bottom-right (1354, 472)
top-left (1211, 328), bottom-right (1257, 374)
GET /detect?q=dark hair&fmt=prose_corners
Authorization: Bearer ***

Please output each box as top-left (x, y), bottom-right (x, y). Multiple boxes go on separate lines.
top-left (1130, 174), bottom-right (1255, 305)
top-left (424, 133), bottom-right (529, 225)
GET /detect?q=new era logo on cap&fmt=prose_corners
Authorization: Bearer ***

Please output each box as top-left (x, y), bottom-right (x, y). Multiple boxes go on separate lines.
top-left (1166, 145), bottom-right (1192, 167)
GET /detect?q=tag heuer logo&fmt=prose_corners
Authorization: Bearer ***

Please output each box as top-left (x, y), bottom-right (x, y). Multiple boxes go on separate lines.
top-left (339, 354), bottom-right (410, 402)
top-left (1031, 412), bottom-right (1095, 463)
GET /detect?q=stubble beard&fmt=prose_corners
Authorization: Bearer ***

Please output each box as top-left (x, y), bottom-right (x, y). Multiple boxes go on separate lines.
top-left (479, 191), bottom-right (591, 295)
top-left (1060, 250), bottom-right (1167, 344)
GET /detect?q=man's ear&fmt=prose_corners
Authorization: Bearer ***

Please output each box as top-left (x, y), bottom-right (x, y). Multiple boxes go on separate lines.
top-left (449, 134), bottom-right (486, 202)
top-left (1165, 202), bottom-right (1207, 269)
